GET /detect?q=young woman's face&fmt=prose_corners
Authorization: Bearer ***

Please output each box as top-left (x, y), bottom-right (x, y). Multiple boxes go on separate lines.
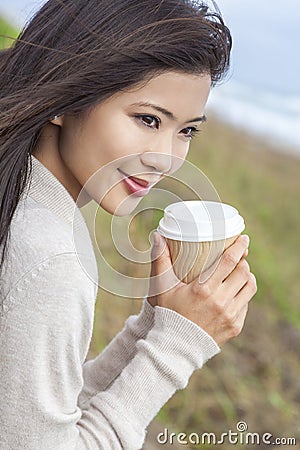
top-left (58, 71), bottom-right (211, 215)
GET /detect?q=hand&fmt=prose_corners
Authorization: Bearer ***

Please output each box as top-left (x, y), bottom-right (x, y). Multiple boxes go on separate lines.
top-left (147, 233), bottom-right (257, 346)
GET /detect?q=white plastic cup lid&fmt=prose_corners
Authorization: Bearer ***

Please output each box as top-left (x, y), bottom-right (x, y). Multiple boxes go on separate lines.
top-left (157, 201), bottom-right (245, 242)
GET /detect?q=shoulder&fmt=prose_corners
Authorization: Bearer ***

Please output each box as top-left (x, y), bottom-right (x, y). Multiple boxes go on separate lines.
top-left (3, 197), bottom-right (98, 296)
top-left (10, 196), bottom-right (76, 258)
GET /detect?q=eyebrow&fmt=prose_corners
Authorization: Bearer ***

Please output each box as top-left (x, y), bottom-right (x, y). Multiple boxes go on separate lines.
top-left (131, 102), bottom-right (207, 123)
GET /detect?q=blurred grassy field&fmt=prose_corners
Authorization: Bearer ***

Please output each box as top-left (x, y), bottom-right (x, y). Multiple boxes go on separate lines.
top-left (2, 17), bottom-right (299, 449)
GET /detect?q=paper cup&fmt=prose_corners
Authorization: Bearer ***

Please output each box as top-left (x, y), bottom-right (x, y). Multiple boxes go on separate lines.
top-left (157, 201), bottom-right (245, 283)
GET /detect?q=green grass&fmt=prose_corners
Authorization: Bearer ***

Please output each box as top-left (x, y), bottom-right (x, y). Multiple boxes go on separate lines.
top-left (0, 16), bottom-right (18, 48)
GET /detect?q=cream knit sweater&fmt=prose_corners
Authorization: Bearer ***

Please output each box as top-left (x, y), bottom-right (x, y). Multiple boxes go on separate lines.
top-left (0, 155), bottom-right (220, 449)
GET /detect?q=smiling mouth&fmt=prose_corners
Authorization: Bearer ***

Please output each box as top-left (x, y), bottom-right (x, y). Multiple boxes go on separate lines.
top-left (118, 169), bottom-right (157, 197)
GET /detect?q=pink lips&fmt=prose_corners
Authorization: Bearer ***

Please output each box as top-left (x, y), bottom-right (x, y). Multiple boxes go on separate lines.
top-left (118, 169), bottom-right (152, 197)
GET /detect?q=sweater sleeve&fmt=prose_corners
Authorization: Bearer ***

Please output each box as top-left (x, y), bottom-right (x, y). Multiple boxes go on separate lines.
top-left (0, 252), bottom-right (220, 450)
top-left (78, 298), bottom-right (155, 410)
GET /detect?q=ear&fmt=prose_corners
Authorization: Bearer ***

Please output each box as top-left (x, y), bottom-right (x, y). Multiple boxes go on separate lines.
top-left (49, 115), bottom-right (64, 127)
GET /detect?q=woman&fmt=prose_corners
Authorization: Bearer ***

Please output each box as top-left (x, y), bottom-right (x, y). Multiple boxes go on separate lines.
top-left (0, 1), bottom-right (257, 448)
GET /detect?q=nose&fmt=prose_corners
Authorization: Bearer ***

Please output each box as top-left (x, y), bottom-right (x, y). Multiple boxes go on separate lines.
top-left (140, 134), bottom-right (176, 175)
top-left (140, 151), bottom-right (173, 174)
top-left (140, 136), bottom-right (188, 175)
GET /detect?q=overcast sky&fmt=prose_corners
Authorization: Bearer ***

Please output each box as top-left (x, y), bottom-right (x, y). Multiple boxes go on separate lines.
top-left (0, 0), bottom-right (43, 26)
top-left (1, 0), bottom-right (299, 94)
top-left (216, 0), bottom-right (300, 94)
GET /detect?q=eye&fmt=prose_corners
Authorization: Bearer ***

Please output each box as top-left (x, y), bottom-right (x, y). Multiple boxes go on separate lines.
top-left (134, 114), bottom-right (160, 129)
top-left (180, 126), bottom-right (200, 139)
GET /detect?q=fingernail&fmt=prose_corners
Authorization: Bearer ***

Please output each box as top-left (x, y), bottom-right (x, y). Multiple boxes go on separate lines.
top-left (153, 231), bottom-right (161, 247)
top-left (242, 235), bottom-right (250, 245)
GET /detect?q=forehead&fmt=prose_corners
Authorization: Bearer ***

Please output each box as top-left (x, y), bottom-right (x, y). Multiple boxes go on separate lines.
top-left (127, 71), bottom-right (211, 94)
top-left (104, 71), bottom-right (212, 118)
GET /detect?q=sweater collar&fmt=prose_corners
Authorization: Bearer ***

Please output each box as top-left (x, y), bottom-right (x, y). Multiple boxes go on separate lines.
top-left (26, 155), bottom-right (84, 228)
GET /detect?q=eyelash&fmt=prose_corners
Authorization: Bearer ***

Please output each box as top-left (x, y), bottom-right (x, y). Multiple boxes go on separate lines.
top-left (133, 114), bottom-right (160, 130)
top-left (184, 127), bottom-right (201, 139)
top-left (133, 114), bottom-right (201, 139)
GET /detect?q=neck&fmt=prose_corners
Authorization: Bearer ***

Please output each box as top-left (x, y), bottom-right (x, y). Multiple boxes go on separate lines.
top-left (32, 123), bottom-right (92, 207)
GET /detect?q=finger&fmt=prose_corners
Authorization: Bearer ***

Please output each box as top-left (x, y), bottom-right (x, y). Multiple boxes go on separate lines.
top-left (148, 232), bottom-right (180, 297)
top-left (222, 258), bottom-right (251, 300)
top-left (208, 235), bottom-right (250, 288)
top-left (150, 232), bottom-right (167, 278)
top-left (224, 274), bottom-right (256, 339)
top-left (198, 245), bottom-right (248, 285)
top-left (234, 273), bottom-right (257, 306)
top-left (232, 303), bottom-right (249, 338)
top-left (150, 232), bottom-right (172, 275)
top-left (226, 273), bottom-right (257, 320)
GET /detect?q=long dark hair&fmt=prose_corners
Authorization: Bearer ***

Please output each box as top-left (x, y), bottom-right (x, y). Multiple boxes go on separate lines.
top-left (0, 0), bottom-right (231, 276)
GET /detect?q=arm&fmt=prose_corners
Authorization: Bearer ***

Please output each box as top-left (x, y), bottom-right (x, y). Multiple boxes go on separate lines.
top-left (77, 306), bottom-right (219, 449)
top-left (78, 297), bottom-right (155, 409)
top-left (0, 252), bottom-right (219, 450)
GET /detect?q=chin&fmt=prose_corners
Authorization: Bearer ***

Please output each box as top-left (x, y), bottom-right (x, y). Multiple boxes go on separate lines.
top-left (100, 193), bottom-right (142, 216)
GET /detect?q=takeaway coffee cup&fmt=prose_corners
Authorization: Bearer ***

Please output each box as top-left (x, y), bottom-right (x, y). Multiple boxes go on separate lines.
top-left (157, 201), bottom-right (245, 283)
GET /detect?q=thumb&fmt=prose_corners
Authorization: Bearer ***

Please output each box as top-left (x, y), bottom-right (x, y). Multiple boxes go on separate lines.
top-left (149, 232), bottom-right (181, 299)
top-left (150, 231), bottom-right (179, 279)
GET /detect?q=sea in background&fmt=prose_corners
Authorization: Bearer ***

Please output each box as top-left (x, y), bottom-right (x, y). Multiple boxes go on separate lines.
top-left (208, 0), bottom-right (300, 156)
top-left (1, 0), bottom-right (300, 156)
top-left (208, 80), bottom-right (300, 156)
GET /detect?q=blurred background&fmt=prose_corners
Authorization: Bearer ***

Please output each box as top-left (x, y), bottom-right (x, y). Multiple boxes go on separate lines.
top-left (1, 1), bottom-right (299, 448)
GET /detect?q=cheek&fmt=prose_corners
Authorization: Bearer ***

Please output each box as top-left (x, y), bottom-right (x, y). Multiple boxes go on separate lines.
top-left (169, 141), bottom-right (190, 173)
top-left (91, 119), bottom-right (146, 165)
